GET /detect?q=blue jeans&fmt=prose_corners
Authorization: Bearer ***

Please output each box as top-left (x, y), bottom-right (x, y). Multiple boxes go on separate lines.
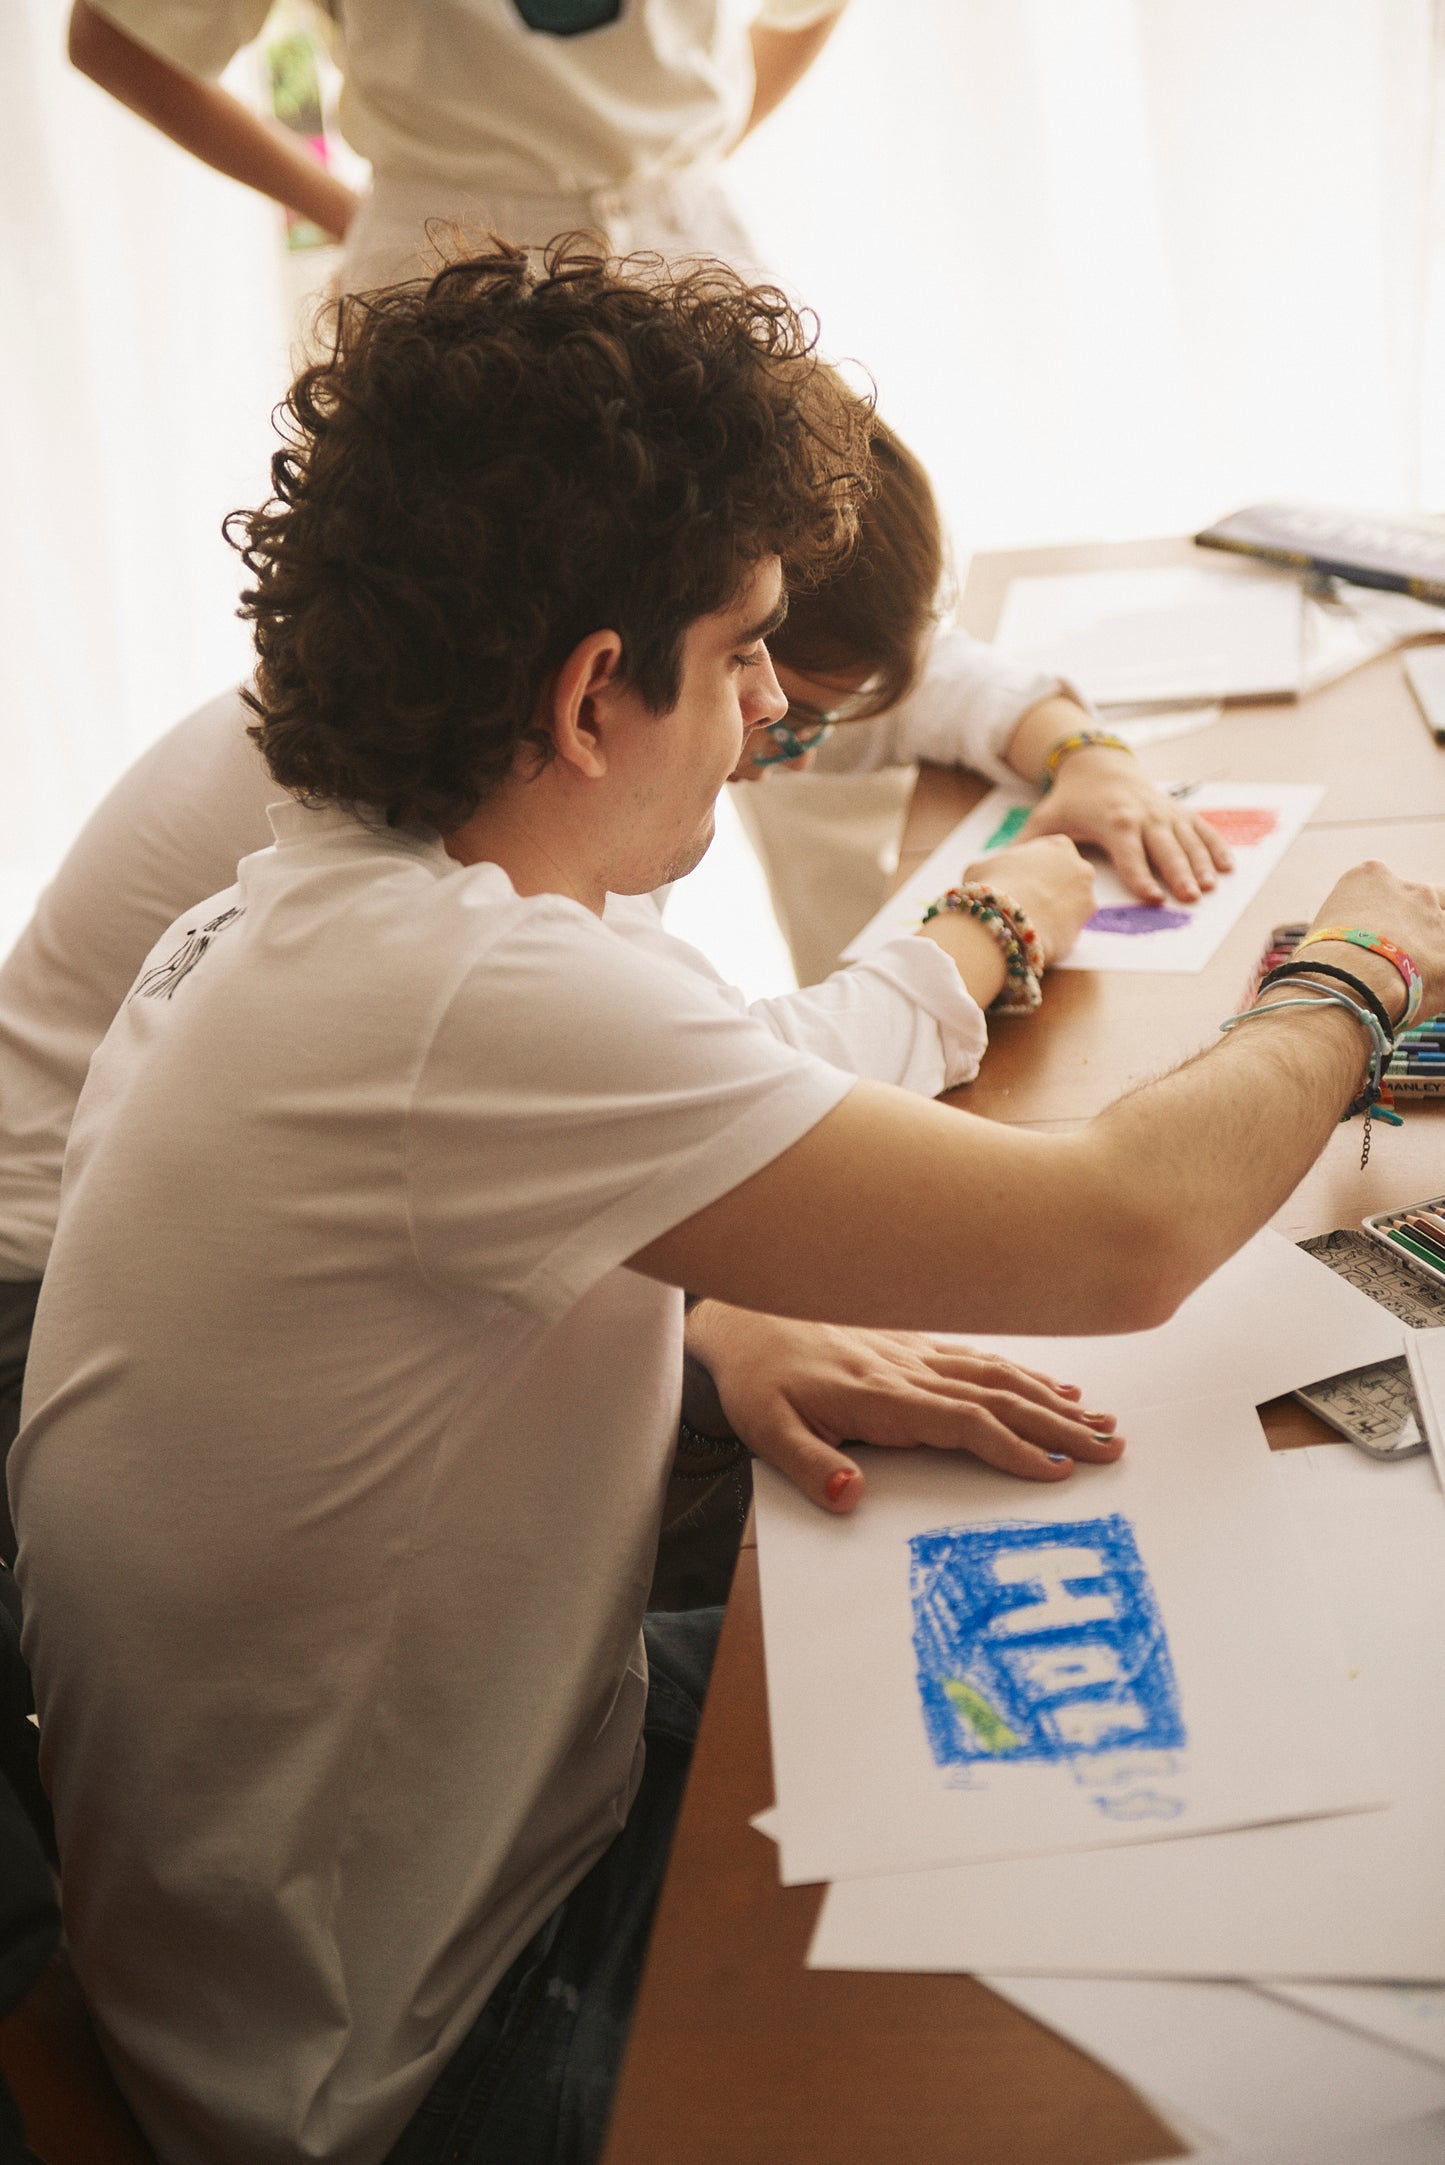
top-left (384, 1605), bottom-right (722, 2165)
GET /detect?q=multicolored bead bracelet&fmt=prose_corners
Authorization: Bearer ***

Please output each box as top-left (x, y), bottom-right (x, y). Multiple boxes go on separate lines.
top-left (921, 882), bottom-right (1044, 1014)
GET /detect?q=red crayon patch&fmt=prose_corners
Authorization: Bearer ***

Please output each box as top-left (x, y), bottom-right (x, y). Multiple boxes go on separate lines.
top-left (1198, 806), bottom-right (1278, 847)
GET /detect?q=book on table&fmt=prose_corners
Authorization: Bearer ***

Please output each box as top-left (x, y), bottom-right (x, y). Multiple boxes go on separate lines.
top-left (1196, 501), bottom-right (1445, 604)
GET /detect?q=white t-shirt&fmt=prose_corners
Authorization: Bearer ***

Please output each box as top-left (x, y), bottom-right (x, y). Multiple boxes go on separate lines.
top-left (95, 0), bottom-right (843, 196)
top-left (13, 800), bottom-right (865, 2165)
top-left (0, 687), bottom-right (987, 1283)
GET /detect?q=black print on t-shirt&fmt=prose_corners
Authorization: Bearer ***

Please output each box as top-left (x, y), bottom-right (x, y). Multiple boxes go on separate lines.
top-left (511, 0), bottom-right (622, 33)
top-left (130, 907), bottom-right (245, 1002)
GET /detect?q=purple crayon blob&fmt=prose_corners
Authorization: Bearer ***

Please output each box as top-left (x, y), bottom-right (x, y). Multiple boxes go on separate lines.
top-left (1087, 903), bottom-right (1192, 936)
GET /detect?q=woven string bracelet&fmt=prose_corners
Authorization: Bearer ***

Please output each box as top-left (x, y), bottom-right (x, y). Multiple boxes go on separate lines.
top-left (1257, 960), bottom-right (1398, 1043)
top-left (1040, 729), bottom-right (1133, 789)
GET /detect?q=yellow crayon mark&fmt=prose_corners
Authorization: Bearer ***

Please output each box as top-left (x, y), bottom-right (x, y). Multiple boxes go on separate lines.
top-left (943, 1678), bottom-right (1024, 1754)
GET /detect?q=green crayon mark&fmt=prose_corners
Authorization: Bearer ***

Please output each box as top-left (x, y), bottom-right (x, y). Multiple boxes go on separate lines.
top-left (984, 805), bottom-right (1030, 851)
top-left (943, 1678), bottom-right (1024, 1754)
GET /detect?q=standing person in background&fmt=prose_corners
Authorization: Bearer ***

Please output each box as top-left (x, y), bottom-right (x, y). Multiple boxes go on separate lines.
top-left (66, 0), bottom-right (1226, 987)
top-left (67, 0), bottom-right (844, 278)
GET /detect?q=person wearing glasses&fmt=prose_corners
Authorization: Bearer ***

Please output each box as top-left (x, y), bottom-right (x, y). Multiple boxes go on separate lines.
top-left (0, 408), bottom-right (1215, 1589)
top-left (12, 246), bottom-right (1445, 2165)
top-left (736, 412), bottom-right (1233, 985)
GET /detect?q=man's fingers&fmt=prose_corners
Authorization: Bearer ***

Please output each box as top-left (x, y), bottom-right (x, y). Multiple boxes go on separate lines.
top-left (917, 1391), bottom-right (1124, 1464)
top-left (933, 1406), bottom-right (1126, 1482)
top-left (747, 1408), bottom-right (865, 1514)
top-left (928, 1352), bottom-right (1106, 1422)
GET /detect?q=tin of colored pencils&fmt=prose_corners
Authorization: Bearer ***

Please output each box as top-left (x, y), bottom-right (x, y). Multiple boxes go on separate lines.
top-left (1363, 1194), bottom-right (1445, 1289)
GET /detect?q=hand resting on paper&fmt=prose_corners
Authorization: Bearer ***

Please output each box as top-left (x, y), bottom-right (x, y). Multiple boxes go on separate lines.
top-left (684, 1302), bottom-right (1123, 1515)
top-left (1016, 744), bottom-right (1235, 908)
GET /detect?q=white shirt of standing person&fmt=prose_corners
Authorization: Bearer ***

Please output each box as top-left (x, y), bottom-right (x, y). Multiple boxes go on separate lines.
top-left (89, 0), bottom-right (846, 200)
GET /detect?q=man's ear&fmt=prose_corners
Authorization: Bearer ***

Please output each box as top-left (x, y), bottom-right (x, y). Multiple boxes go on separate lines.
top-left (549, 630), bottom-right (626, 781)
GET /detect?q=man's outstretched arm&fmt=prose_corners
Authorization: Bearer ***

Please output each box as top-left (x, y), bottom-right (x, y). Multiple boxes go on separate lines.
top-left (632, 862), bottom-right (1442, 1339)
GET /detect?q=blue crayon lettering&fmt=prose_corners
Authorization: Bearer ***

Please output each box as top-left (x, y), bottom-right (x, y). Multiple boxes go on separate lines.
top-left (910, 1514), bottom-right (1187, 1768)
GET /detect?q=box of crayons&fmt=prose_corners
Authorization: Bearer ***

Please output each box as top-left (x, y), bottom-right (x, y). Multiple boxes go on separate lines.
top-left (1246, 923), bottom-right (1445, 1099)
top-left (1363, 1197), bottom-right (1445, 1288)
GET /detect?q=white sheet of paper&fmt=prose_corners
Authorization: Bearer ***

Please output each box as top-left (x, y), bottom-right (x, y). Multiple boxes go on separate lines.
top-left (1271, 1442), bottom-right (1441, 1500)
top-left (1259, 1984), bottom-right (1445, 2074)
top-left (961, 1228), bottom-right (1406, 1416)
top-left (807, 1495), bottom-right (1445, 1979)
top-left (1404, 1329), bottom-right (1445, 1493)
top-left (994, 565), bottom-right (1305, 705)
top-left (1165, 2110), bottom-right (1445, 2165)
top-left (756, 1397), bottom-right (1382, 1887)
top-left (982, 1976), bottom-right (1445, 2153)
top-left (842, 779), bottom-right (1321, 970)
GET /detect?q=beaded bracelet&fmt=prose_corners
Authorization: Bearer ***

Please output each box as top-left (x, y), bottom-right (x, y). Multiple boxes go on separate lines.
top-left (1040, 729), bottom-right (1133, 789)
top-left (1295, 926), bottom-right (1423, 1031)
top-left (921, 882), bottom-right (1044, 1014)
top-left (1221, 985), bottom-right (1403, 1167)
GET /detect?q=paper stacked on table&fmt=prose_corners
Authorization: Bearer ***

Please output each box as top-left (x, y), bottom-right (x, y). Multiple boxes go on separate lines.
top-left (994, 565), bottom-right (1306, 706)
top-left (842, 779), bottom-right (1321, 971)
top-left (751, 1232), bottom-right (1445, 2156)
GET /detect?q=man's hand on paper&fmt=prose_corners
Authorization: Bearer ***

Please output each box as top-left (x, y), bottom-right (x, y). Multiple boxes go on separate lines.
top-left (1017, 745), bottom-right (1234, 907)
top-left (959, 834), bottom-right (1096, 964)
top-left (684, 1303), bottom-right (1123, 1514)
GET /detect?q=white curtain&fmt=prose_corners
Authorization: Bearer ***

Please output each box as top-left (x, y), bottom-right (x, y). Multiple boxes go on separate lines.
top-left (727, 0), bottom-right (1439, 560)
top-left (2, 0), bottom-right (1440, 959)
top-left (1, 0), bottom-right (292, 950)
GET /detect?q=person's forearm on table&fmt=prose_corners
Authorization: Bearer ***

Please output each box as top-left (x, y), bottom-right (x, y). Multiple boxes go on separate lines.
top-left (1002, 692), bottom-right (1095, 787)
top-left (630, 986), bottom-right (1378, 1337)
top-left (69, 2), bottom-right (359, 239)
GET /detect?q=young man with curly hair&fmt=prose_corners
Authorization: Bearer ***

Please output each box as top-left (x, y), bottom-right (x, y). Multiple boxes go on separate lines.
top-left (11, 243), bottom-right (1445, 2165)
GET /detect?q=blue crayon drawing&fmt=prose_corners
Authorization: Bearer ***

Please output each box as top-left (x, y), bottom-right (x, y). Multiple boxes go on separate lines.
top-left (909, 1515), bottom-right (1186, 1768)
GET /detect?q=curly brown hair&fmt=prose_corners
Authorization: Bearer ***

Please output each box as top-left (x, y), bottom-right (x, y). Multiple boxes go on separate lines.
top-left (228, 238), bottom-right (873, 831)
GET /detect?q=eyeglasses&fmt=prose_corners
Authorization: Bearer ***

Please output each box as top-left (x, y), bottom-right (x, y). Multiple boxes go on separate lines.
top-left (751, 689), bottom-right (877, 768)
top-left (751, 710), bottom-right (835, 768)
